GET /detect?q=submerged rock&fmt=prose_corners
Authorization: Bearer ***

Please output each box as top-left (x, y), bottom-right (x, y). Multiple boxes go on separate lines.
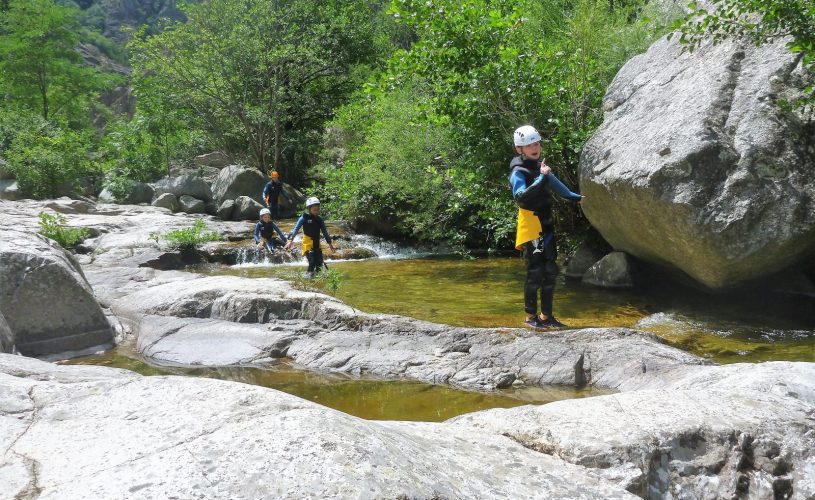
top-left (580, 36), bottom-right (815, 289)
top-left (582, 251), bottom-right (635, 288)
top-left (0, 230), bottom-right (113, 356)
top-left (565, 245), bottom-right (607, 279)
top-left (0, 353), bottom-right (636, 500)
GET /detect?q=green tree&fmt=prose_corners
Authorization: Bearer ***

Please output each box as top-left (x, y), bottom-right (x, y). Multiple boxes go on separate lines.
top-left (5, 126), bottom-right (96, 198)
top-left (677, 0), bottom-right (814, 102)
top-left (328, 0), bottom-right (673, 247)
top-left (0, 0), bottom-right (115, 126)
top-left (130, 0), bottom-right (383, 178)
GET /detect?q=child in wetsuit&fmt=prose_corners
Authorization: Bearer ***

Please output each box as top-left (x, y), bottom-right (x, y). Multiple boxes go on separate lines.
top-left (254, 208), bottom-right (287, 253)
top-left (262, 170), bottom-right (292, 217)
top-left (510, 125), bottom-right (583, 330)
top-left (284, 196), bottom-right (335, 275)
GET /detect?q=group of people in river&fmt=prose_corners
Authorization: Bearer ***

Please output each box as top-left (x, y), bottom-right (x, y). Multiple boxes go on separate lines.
top-left (255, 125), bottom-right (582, 331)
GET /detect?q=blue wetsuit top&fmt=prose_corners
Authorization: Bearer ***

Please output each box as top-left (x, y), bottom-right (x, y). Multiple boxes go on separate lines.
top-left (509, 170), bottom-right (582, 201)
top-left (254, 220), bottom-right (287, 244)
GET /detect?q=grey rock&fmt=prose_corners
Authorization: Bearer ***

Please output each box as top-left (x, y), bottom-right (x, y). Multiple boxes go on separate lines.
top-left (154, 174), bottom-right (212, 202)
top-left (98, 181), bottom-right (154, 205)
top-left (232, 195), bottom-right (265, 221)
top-left (193, 151), bottom-right (231, 168)
top-left (0, 353), bottom-right (636, 500)
top-left (0, 311), bottom-right (12, 353)
top-left (452, 379), bottom-right (815, 498)
top-left (104, 274), bottom-right (709, 392)
top-left (579, 36), bottom-right (815, 289)
top-left (0, 230), bottom-right (113, 356)
top-left (565, 245), bottom-right (608, 279)
top-left (211, 165), bottom-right (266, 205)
top-left (582, 251), bottom-right (635, 288)
top-left (43, 197), bottom-right (93, 214)
top-left (204, 201), bottom-right (218, 215)
top-left (0, 179), bottom-right (20, 201)
top-left (217, 199), bottom-right (235, 220)
top-left (151, 192), bottom-right (178, 212)
top-left (178, 194), bottom-right (206, 214)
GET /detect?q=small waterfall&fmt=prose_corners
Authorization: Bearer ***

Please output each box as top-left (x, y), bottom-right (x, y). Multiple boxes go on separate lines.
top-left (233, 246), bottom-right (298, 266)
top-left (348, 234), bottom-right (436, 260)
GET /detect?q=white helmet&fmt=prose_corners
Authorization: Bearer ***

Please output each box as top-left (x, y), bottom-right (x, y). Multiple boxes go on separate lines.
top-left (259, 208), bottom-right (271, 217)
top-left (513, 125), bottom-right (541, 147)
top-left (305, 196), bottom-right (320, 208)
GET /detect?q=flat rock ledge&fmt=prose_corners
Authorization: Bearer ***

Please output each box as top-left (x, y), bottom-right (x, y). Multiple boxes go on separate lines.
top-left (0, 354), bottom-right (635, 500)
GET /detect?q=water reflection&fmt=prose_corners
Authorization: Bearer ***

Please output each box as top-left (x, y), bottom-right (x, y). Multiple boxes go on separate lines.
top-left (66, 350), bottom-right (604, 422)
top-left (189, 256), bottom-right (814, 363)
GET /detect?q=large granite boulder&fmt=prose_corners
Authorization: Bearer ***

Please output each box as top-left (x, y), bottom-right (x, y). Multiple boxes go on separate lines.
top-left (98, 181), bottom-right (154, 205)
top-left (579, 36), bottom-right (815, 289)
top-left (154, 175), bottom-right (212, 203)
top-left (0, 354), bottom-right (635, 499)
top-left (232, 195), bottom-right (265, 221)
top-left (0, 231), bottom-right (113, 356)
top-left (211, 165), bottom-right (266, 205)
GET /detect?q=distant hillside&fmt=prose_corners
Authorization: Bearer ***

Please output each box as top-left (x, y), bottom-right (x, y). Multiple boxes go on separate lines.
top-left (63, 0), bottom-right (185, 68)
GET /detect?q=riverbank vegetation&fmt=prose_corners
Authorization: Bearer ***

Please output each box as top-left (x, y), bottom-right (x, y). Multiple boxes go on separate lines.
top-left (1, 0), bottom-right (812, 249)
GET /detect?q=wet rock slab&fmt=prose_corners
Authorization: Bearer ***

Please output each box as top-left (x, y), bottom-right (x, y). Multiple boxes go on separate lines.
top-left (0, 354), bottom-right (635, 500)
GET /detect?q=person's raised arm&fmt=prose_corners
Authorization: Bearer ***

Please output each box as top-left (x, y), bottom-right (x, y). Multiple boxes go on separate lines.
top-left (546, 173), bottom-right (582, 201)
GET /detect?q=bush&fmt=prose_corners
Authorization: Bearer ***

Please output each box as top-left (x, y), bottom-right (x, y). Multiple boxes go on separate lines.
top-left (37, 211), bottom-right (90, 248)
top-left (162, 219), bottom-right (221, 249)
top-left (5, 126), bottom-right (97, 199)
top-left (282, 267), bottom-right (345, 296)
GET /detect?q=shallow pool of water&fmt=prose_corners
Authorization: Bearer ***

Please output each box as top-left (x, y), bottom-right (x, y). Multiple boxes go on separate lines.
top-left (192, 256), bottom-right (814, 364)
top-left (66, 349), bottom-right (602, 422)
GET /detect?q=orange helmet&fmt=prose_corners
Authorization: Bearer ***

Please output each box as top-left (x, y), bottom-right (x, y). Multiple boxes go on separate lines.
top-left (270, 170), bottom-right (280, 179)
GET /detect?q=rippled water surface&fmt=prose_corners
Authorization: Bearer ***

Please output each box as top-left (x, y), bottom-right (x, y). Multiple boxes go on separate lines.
top-left (194, 255), bottom-right (814, 364)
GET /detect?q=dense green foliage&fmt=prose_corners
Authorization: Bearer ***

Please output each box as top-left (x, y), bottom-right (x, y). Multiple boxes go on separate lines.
top-left (319, 0), bottom-right (676, 248)
top-left (0, 0), bottom-right (116, 124)
top-left (677, 0), bottom-right (814, 103)
top-left (161, 219), bottom-right (221, 249)
top-left (5, 124), bottom-right (96, 198)
top-left (37, 211), bottom-right (90, 248)
top-left (15, 0), bottom-right (811, 254)
top-left (129, 0), bottom-right (389, 182)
